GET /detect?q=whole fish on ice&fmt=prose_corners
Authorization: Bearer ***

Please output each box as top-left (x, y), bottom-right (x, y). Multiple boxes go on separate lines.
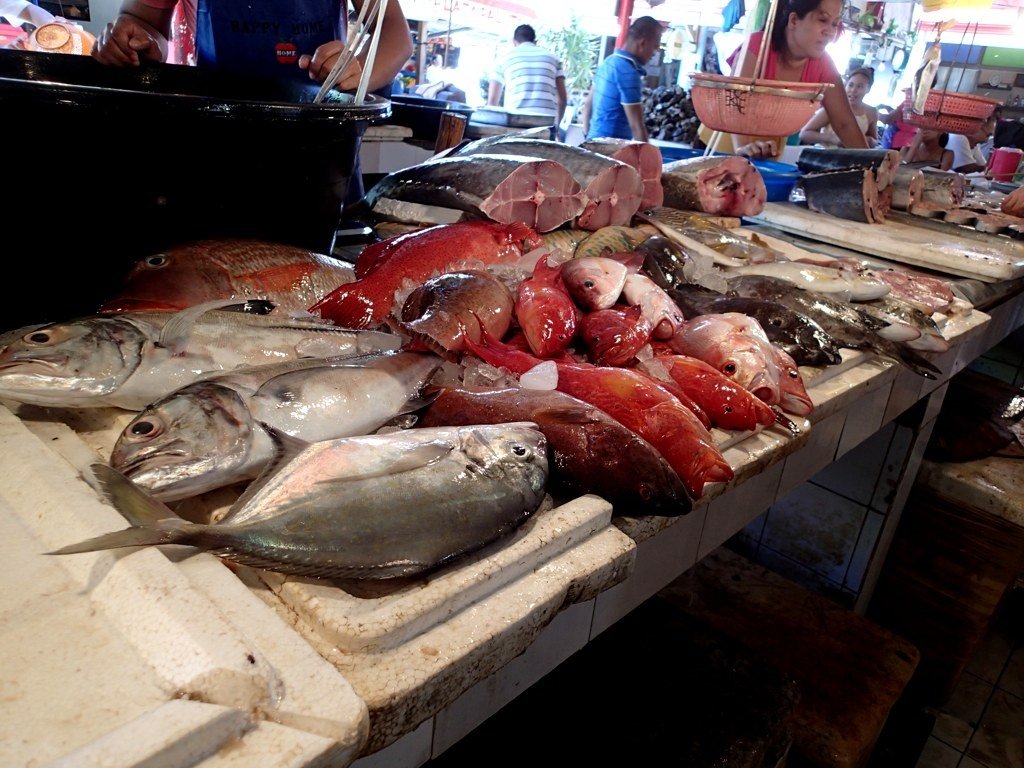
top-left (52, 424), bottom-right (549, 580)
top-left (0, 301), bottom-right (400, 410)
top-left (110, 350), bottom-right (443, 501)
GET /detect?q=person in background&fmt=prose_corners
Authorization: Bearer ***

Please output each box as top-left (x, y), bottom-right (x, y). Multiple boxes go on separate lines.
top-left (696, 0), bottom-right (867, 159)
top-left (488, 24), bottom-right (567, 139)
top-left (92, 0), bottom-right (412, 204)
top-left (879, 108), bottom-right (917, 150)
top-left (425, 53), bottom-right (445, 84)
top-left (581, 16), bottom-right (664, 142)
top-left (900, 128), bottom-right (954, 171)
top-left (798, 66), bottom-right (878, 147)
top-left (947, 113), bottom-right (997, 174)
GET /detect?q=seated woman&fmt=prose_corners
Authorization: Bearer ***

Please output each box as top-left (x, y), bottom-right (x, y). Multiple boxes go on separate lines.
top-left (900, 128), bottom-right (954, 171)
top-left (695, 0), bottom-right (868, 159)
top-left (798, 66), bottom-right (878, 147)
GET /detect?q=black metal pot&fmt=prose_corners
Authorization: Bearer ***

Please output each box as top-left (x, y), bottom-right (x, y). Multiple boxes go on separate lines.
top-left (388, 94), bottom-right (473, 141)
top-left (0, 49), bottom-right (388, 328)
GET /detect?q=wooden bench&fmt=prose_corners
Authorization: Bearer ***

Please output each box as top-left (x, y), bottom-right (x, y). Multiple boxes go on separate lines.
top-left (659, 547), bottom-right (920, 768)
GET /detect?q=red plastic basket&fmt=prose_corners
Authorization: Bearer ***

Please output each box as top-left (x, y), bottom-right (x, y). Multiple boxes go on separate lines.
top-left (689, 73), bottom-right (831, 136)
top-left (901, 108), bottom-right (983, 134)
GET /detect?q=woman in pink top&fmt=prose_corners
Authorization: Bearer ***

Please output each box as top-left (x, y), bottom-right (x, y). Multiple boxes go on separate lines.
top-left (697, 0), bottom-right (867, 159)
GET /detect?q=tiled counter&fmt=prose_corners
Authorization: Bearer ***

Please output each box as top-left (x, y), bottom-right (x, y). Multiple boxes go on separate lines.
top-left (2, 257), bottom-right (1023, 768)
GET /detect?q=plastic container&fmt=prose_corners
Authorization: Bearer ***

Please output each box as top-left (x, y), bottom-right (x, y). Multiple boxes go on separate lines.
top-left (657, 145), bottom-right (801, 202)
top-left (389, 94), bottom-right (474, 141)
top-left (986, 147), bottom-right (1024, 183)
top-left (0, 48), bottom-right (387, 328)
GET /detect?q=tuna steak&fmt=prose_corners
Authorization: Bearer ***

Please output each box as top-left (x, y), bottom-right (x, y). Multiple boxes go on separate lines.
top-left (456, 136), bottom-right (645, 230)
top-left (661, 156), bottom-right (767, 217)
top-left (581, 138), bottom-right (664, 209)
top-left (362, 154), bottom-right (585, 233)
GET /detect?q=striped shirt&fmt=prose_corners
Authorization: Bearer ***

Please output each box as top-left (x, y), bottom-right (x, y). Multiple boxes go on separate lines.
top-left (490, 42), bottom-right (564, 117)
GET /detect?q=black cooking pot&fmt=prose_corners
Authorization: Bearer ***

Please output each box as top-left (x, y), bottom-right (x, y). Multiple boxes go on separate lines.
top-left (0, 49), bottom-right (388, 328)
top-left (389, 94), bottom-right (473, 141)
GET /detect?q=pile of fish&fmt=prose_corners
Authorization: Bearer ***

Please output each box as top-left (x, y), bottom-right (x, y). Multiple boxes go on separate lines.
top-left (0, 141), bottom-right (964, 583)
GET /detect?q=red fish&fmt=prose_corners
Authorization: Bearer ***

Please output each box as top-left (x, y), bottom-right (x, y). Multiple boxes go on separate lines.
top-left (515, 258), bottom-right (580, 358)
top-left (310, 222), bottom-right (542, 329)
top-left (579, 304), bottom-right (652, 367)
top-left (397, 271), bottom-right (514, 361)
top-left (770, 346), bottom-right (814, 417)
top-left (462, 328), bottom-right (733, 500)
top-left (640, 355), bottom-right (777, 432)
top-left (100, 238), bottom-right (355, 315)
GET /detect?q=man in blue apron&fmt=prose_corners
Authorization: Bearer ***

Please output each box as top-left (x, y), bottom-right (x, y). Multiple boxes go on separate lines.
top-left (93, 0), bottom-right (412, 205)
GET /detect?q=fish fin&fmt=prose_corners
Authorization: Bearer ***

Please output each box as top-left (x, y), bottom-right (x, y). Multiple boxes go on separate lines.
top-left (90, 463), bottom-right (180, 525)
top-left (317, 441), bottom-right (455, 486)
top-left (397, 388), bottom-right (442, 416)
top-left (770, 406), bottom-right (801, 436)
top-left (46, 523), bottom-right (191, 556)
top-left (227, 423), bottom-right (312, 514)
top-left (157, 299), bottom-right (254, 353)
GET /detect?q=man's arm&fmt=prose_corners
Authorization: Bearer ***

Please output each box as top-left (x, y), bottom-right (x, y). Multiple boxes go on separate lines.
top-left (581, 89), bottom-right (594, 137)
top-left (623, 102), bottom-right (649, 142)
top-left (92, 0), bottom-right (173, 66)
top-left (487, 79), bottom-right (503, 107)
top-left (554, 75), bottom-right (567, 130)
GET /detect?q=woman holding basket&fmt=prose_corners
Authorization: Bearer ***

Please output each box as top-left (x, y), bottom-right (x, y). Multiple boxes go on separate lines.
top-left (696, 0), bottom-right (867, 159)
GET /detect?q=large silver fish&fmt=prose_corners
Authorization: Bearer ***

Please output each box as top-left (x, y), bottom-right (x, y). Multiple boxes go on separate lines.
top-left (50, 423), bottom-right (550, 580)
top-left (110, 350), bottom-right (444, 501)
top-left (0, 301), bottom-right (401, 410)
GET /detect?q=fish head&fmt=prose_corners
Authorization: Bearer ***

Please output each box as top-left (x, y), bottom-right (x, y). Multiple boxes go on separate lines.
top-left (717, 347), bottom-right (780, 405)
top-left (110, 382), bottom-right (256, 501)
top-left (579, 306), bottom-right (652, 367)
top-left (0, 317), bottom-right (149, 407)
top-left (460, 422), bottom-right (549, 501)
top-left (561, 257), bottom-right (628, 310)
top-left (773, 349), bottom-right (814, 417)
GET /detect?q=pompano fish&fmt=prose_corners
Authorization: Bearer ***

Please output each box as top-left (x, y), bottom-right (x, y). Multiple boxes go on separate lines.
top-left (311, 221), bottom-right (541, 329)
top-left (110, 350), bottom-right (443, 501)
top-left (418, 386), bottom-right (691, 516)
top-left (0, 301), bottom-right (401, 410)
top-left (99, 239), bottom-right (355, 316)
top-left (462, 327), bottom-right (733, 500)
top-left (51, 423), bottom-right (549, 580)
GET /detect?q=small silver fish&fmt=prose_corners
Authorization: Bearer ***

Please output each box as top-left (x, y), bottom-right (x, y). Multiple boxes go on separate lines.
top-left (51, 423), bottom-right (550, 581)
top-left (0, 301), bottom-right (401, 410)
top-left (110, 350), bottom-right (443, 501)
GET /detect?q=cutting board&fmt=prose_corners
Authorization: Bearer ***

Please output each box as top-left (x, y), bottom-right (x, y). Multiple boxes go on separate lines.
top-left (749, 202), bottom-right (1024, 283)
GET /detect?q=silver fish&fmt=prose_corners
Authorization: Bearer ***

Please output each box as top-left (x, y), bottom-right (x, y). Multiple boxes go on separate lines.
top-left (111, 350), bottom-right (443, 501)
top-left (51, 423), bottom-right (549, 580)
top-left (0, 301), bottom-right (401, 410)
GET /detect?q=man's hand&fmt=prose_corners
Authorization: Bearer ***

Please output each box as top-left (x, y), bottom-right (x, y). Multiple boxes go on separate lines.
top-left (299, 41), bottom-right (365, 91)
top-left (92, 13), bottom-right (167, 66)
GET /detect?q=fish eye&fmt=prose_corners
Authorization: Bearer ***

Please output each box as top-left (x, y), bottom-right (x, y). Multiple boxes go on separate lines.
top-left (788, 369), bottom-right (799, 379)
top-left (583, 280), bottom-right (595, 289)
top-left (128, 419), bottom-right (161, 439)
top-left (723, 405), bottom-right (733, 413)
top-left (144, 254), bottom-right (170, 268)
top-left (639, 483), bottom-right (653, 500)
top-left (511, 443), bottom-right (529, 457)
top-left (722, 362), bottom-right (737, 375)
top-left (769, 317), bottom-right (782, 327)
top-left (26, 331), bottom-right (52, 344)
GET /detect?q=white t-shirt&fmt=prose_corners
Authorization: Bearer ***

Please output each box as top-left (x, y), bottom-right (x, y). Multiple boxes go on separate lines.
top-left (947, 133), bottom-right (987, 171)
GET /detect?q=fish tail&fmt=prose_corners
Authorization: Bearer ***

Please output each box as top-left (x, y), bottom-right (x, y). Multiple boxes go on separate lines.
top-left (896, 347), bottom-right (942, 380)
top-left (46, 523), bottom-right (192, 556)
top-left (308, 285), bottom-right (377, 329)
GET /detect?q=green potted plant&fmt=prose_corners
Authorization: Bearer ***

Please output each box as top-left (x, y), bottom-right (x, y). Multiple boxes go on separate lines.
top-left (540, 21), bottom-right (600, 106)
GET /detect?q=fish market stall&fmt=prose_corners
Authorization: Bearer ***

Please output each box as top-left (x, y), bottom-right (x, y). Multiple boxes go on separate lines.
top-left (4, 128), bottom-right (1024, 768)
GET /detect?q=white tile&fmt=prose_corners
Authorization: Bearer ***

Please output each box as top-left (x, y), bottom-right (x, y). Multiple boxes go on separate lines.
top-left (932, 711), bottom-right (974, 752)
top-left (1001, 646), bottom-right (1024, 700)
top-left (743, 510), bottom-right (769, 542)
top-left (884, 367), bottom-right (926, 425)
top-left (776, 411), bottom-right (845, 500)
top-left (920, 383), bottom-right (950, 428)
top-left (698, 460), bottom-right (783, 560)
top-left (352, 719), bottom-right (431, 768)
top-left (941, 672), bottom-right (995, 744)
top-left (914, 736), bottom-right (962, 768)
top-left (835, 383), bottom-right (892, 459)
top-left (844, 510), bottom-right (884, 594)
top-left (592, 507), bottom-right (706, 635)
top-left (431, 600), bottom-right (593, 756)
top-left (871, 423), bottom-right (914, 513)
top-left (966, 626), bottom-right (1016, 685)
top-left (760, 483), bottom-right (870, 585)
top-left (812, 423), bottom-right (894, 506)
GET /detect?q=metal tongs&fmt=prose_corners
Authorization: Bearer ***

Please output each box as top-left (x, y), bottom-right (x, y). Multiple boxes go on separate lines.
top-left (313, 0), bottom-right (390, 105)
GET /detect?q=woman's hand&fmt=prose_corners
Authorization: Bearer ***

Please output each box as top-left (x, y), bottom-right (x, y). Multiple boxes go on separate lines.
top-left (735, 139), bottom-right (779, 160)
top-left (299, 41), bottom-right (365, 91)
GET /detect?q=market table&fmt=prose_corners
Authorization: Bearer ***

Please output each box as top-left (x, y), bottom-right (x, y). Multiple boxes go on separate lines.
top-left (2, 219), bottom-right (1023, 768)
